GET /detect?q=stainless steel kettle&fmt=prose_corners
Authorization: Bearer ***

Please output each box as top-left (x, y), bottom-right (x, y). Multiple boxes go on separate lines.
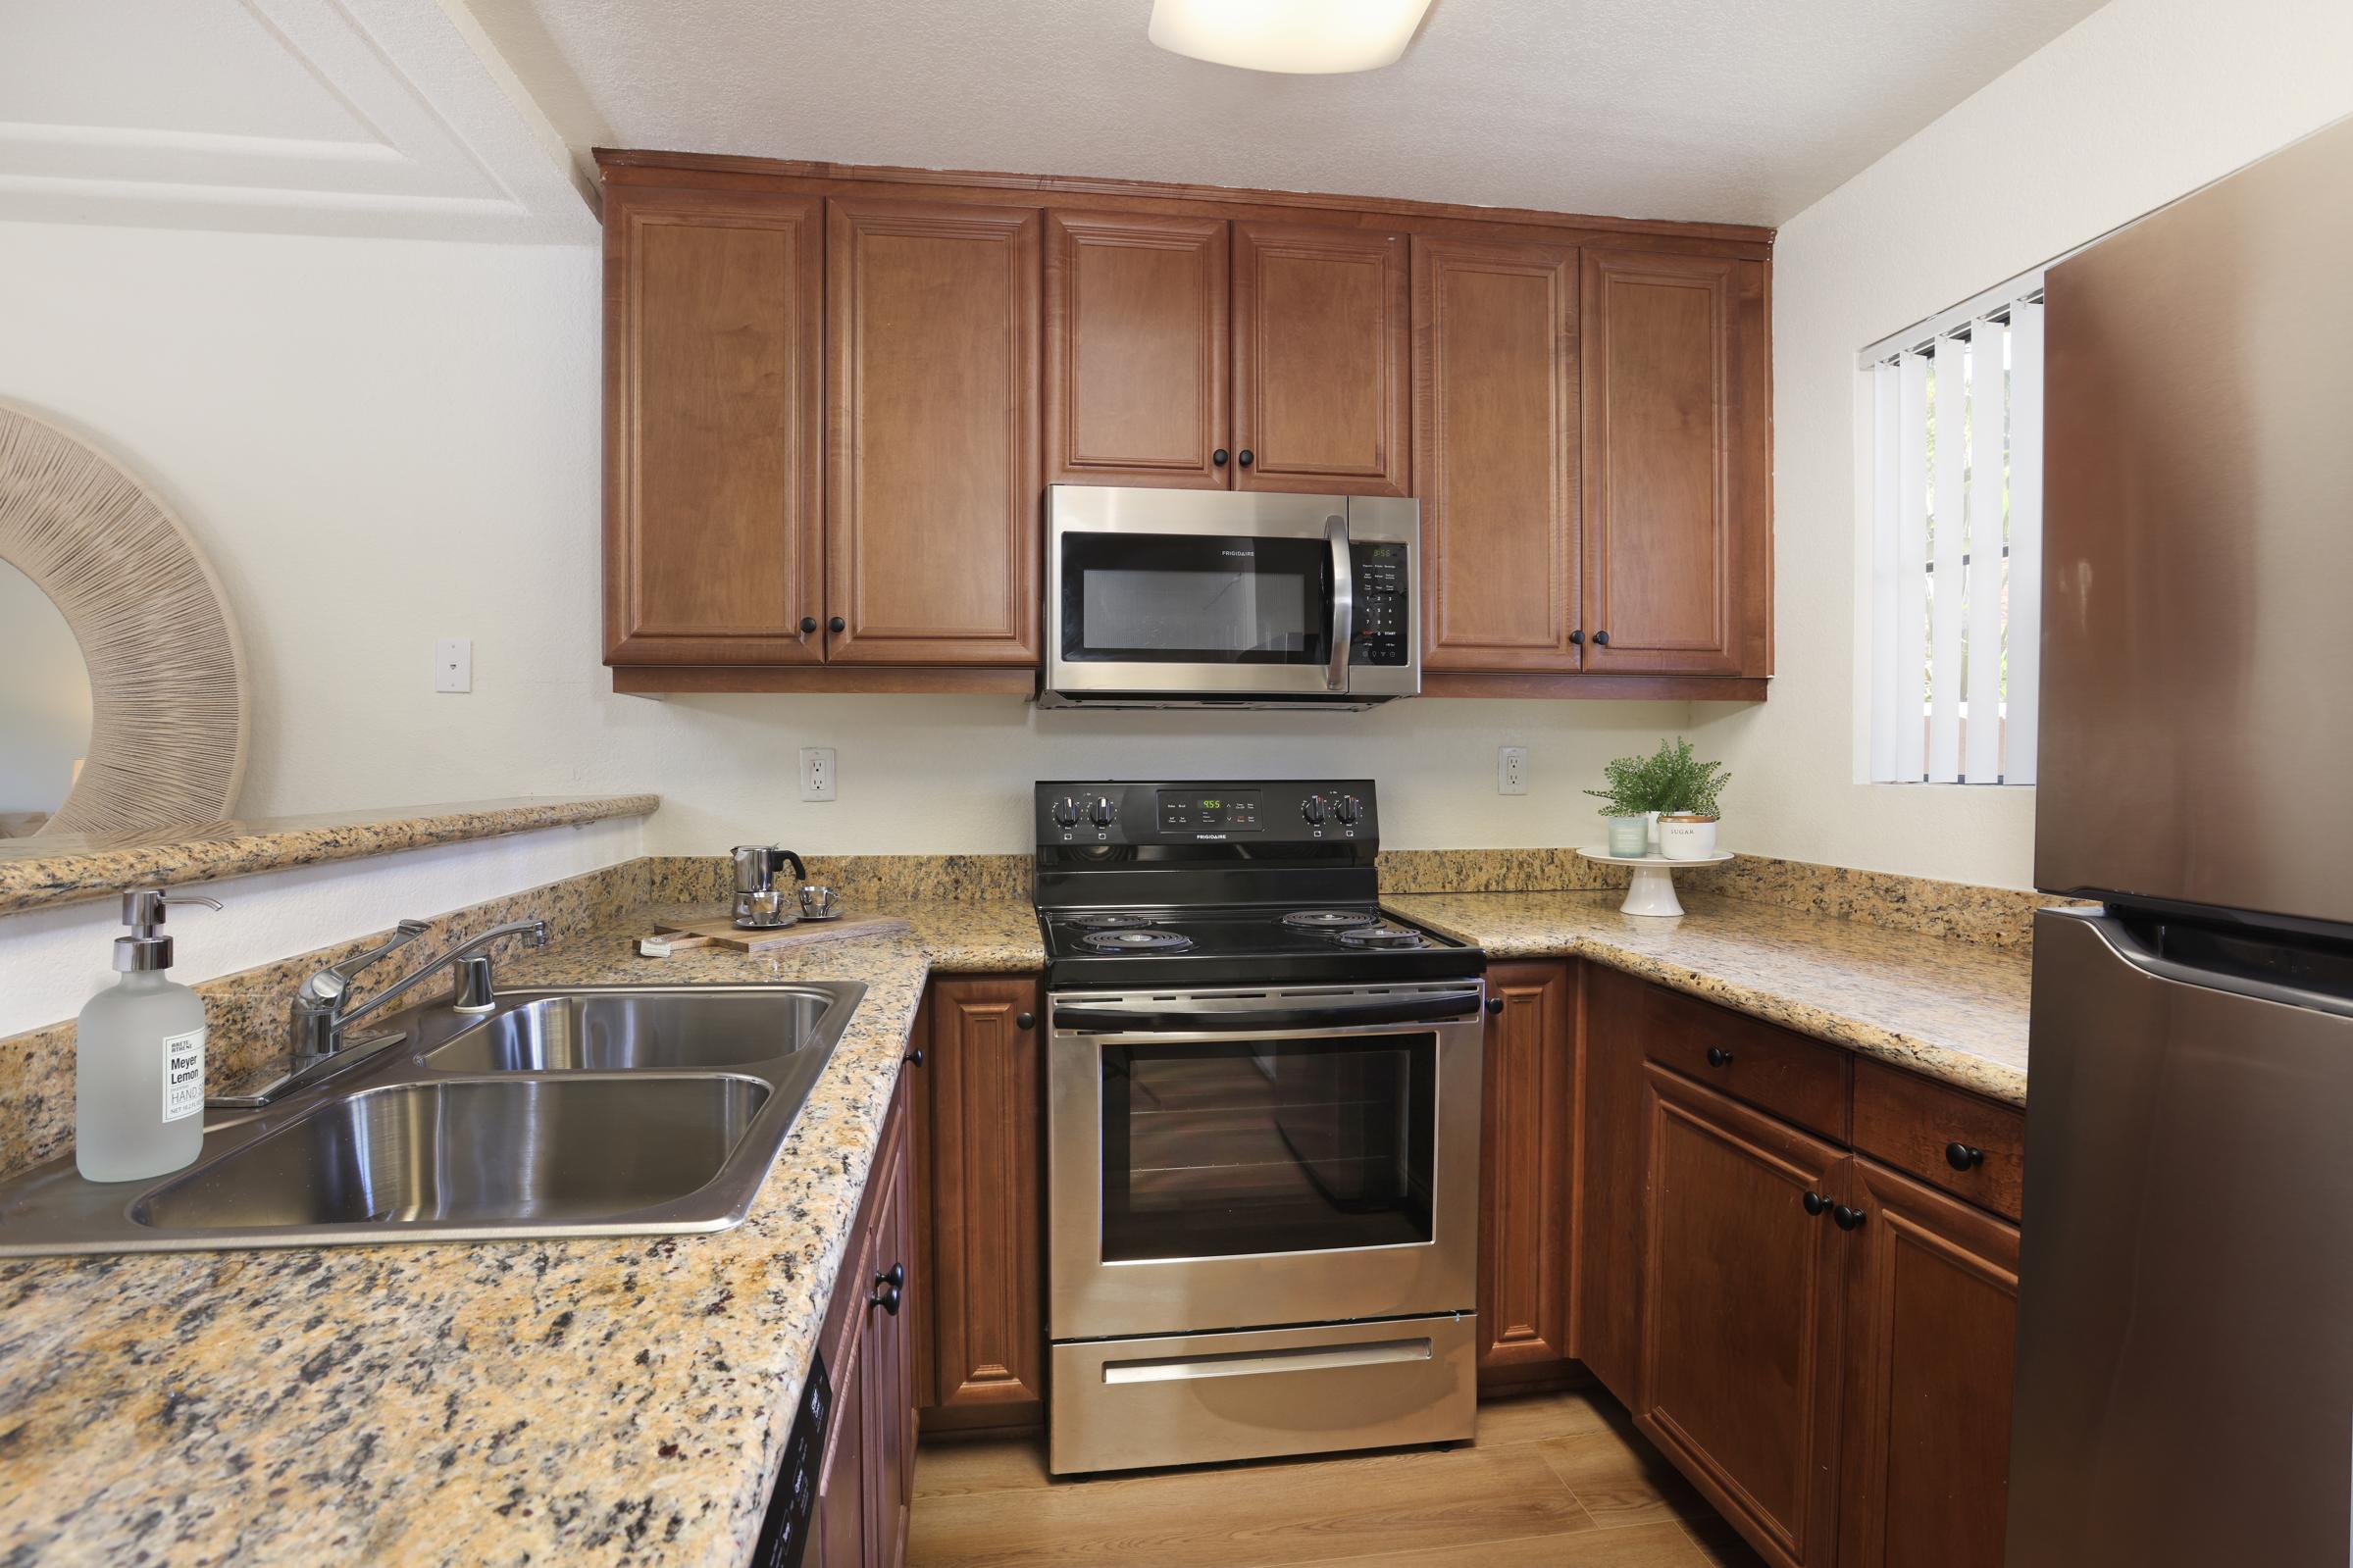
top-left (731, 845), bottom-right (807, 930)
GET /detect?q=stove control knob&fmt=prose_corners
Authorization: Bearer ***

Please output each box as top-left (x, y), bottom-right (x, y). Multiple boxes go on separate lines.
top-left (1300, 794), bottom-right (1328, 825)
top-left (1050, 796), bottom-right (1081, 828)
top-left (1334, 794), bottom-right (1363, 826)
top-left (1088, 795), bottom-right (1117, 827)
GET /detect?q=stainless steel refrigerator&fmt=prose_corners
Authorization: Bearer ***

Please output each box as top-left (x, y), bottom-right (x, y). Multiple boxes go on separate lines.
top-left (2007, 115), bottom-right (2353, 1567)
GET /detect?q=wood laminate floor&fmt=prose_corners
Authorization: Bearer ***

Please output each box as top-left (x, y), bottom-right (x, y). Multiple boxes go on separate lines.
top-left (908, 1388), bottom-right (1767, 1568)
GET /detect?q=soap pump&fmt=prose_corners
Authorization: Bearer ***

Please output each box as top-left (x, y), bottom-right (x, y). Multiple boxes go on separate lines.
top-left (75, 886), bottom-right (222, 1183)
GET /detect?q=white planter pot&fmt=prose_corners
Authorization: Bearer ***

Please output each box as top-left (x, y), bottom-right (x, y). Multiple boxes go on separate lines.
top-left (1659, 816), bottom-right (1719, 861)
top-left (1605, 815), bottom-right (1651, 856)
top-left (1645, 810), bottom-right (1662, 853)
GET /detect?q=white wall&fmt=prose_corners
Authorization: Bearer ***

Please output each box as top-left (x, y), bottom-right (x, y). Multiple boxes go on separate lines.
top-left (1695, 0), bottom-right (2353, 891)
top-left (0, 217), bottom-right (1691, 999)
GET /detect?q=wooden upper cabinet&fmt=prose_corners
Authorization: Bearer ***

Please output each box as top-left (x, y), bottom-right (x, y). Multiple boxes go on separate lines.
top-left (1413, 237), bottom-right (1581, 671)
top-left (1476, 960), bottom-right (1576, 1388)
top-left (603, 185), bottom-right (824, 666)
top-left (1232, 222), bottom-right (1411, 496)
top-left (1839, 1157), bottom-right (2019, 1568)
top-left (1046, 212), bottom-right (1229, 487)
top-left (1580, 250), bottom-right (1770, 677)
top-left (1639, 1065), bottom-right (1848, 1568)
top-left (826, 198), bottom-right (1043, 665)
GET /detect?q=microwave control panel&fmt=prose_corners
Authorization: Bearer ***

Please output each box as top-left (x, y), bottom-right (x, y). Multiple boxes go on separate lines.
top-left (1350, 542), bottom-right (1410, 667)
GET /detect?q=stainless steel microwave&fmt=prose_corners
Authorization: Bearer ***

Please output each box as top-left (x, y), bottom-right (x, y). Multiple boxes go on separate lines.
top-left (1042, 484), bottom-right (1420, 709)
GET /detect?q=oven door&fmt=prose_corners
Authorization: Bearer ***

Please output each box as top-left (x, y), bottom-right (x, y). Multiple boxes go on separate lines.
top-left (1049, 983), bottom-right (1484, 1341)
top-left (1048, 486), bottom-right (1351, 700)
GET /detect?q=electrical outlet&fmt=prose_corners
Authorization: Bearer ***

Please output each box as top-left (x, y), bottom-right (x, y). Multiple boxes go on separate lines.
top-left (434, 637), bottom-right (472, 693)
top-left (800, 746), bottom-right (837, 802)
top-left (1498, 745), bottom-right (1529, 795)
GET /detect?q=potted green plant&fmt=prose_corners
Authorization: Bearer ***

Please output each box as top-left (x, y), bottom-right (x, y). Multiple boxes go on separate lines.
top-left (1585, 738), bottom-right (1730, 858)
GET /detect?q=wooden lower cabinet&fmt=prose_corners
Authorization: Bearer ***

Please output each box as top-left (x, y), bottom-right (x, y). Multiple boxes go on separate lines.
top-left (1838, 1157), bottom-right (2019, 1568)
top-left (1638, 1064), bottom-right (1849, 1568)
top-left (1573, 961), bottom-right (1651, 1404)
top-left (913, 975), bottom-right (1047, 1430)
top-left (812, 1071), bottom-right (917, 1568)
top-left (1475, 960), bottom-right (1576, 1388)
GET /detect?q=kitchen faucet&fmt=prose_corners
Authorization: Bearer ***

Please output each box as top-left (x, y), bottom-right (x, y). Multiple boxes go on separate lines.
top-left (208, 916), bottom-right (549, 1108)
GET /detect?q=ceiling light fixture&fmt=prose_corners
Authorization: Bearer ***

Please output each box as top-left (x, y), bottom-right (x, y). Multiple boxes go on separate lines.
top-left (1148, 0), bottom-right (1436, 76)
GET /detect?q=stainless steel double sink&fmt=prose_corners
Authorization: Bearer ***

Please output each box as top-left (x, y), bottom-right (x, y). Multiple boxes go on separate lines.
top-left (0, 984), bottom-right (864, 1256)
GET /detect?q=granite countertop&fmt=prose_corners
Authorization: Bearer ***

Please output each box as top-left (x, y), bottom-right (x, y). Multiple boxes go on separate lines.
top-left (1387, 890), bottom-right (2032, 1106)
top-left (0, 896), bottom-right (1044, 1568)
top-left (0, 795), bottom-right (662, 916)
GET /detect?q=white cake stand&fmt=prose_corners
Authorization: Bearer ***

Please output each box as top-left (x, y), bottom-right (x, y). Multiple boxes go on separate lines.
top-left (1576, 848), bottom-right (1734, 917)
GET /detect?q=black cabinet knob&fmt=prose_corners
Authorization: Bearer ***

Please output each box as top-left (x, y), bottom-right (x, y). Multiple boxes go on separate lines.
top-left (1016, 1011), bottom-right (1036, 1031)
top-left (1832, 1205), bottom-right (1867, 1232)
top-left (1945, 1141), bottom-right (1986, 1171)
top-left (828, 615), bottom-right (846, 633)
top-left (799, 615), bottom-right (818, 634)
top-left (876, 1262), bottom-right (905, 1290)
top-left (1593, 630), bottom-right (1611, 646)
top-left (1485, 996), bottom-right (1504, 1015)
top-left (1238, 449), bottom-right (1254, 467)
top-left (1568, 630), bottom-right (1584, 646)
top-left (1706, 1046), bottom-right (1734, 1068)
top-left (1212, 448), bottom-right (1229, 467)
top-left (1802, 1190), bottom-right (1829, 1217)
top-left (868, 1279), bottom-right (902, 1315)
top-left (903, 1047), bottom-right (925, 1067)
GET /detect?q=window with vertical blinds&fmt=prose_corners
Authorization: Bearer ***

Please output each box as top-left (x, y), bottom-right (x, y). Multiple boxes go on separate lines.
top-left (1865, 283), bottom-right (2044, 785)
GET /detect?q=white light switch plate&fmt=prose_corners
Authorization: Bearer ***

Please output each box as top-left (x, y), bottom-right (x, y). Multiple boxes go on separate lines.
top-left (800, 747), bottom-right (837, 801)
top-left (1498, 745), bottom-right (1529, 794)
top-left (434, 637), bottom-right (472, 693)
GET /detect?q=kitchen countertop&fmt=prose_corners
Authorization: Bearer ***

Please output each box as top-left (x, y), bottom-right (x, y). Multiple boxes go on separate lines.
top-left (1388, 890), bottom-right (2032, 1107)
top-left (0, 885), bottom-right (2028, 1566)
top-left (0, 896), bottom-right (1044, 1568)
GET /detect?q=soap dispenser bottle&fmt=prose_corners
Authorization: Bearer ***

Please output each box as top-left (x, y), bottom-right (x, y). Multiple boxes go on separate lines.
top-left (76, 886), bottom-right (221, 1183)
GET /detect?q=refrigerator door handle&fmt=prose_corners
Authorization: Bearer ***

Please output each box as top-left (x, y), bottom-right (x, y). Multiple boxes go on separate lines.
top-left (2057, 907), bottom-right (2353, 1020)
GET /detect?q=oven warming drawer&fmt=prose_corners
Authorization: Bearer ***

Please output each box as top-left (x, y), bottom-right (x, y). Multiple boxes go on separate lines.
top-left (1049, 1313), bottom-right (1477, 1475)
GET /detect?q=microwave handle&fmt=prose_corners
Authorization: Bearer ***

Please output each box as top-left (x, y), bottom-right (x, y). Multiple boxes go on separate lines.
top-left (1325, 514), bottom-right (1353, 693)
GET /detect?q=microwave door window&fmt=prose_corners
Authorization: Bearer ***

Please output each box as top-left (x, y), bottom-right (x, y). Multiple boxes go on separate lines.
top-left (1062, 532), bottom-right (1332, 665)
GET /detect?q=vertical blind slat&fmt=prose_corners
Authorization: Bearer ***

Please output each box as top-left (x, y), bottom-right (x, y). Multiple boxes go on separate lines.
top-left (1965, 319), bottom-right (2008, 783)
top-left (1869, 362), bottom-right (1902, 783)
top-left (2006, 300), bottom-right (2046, 785)
top-left (1927, 335), bottom-right (1968, 783)
top-left (1895, 351), bottom-right (1931, 784)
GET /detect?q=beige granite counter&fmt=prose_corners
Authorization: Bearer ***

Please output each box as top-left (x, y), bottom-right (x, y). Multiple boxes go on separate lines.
top-left (0, 896), bottom-right (1043, 1568)
top-left (0, 795), bottom-right (662, 916)
top-left (1387, 890), bottom-right (2031, 1106)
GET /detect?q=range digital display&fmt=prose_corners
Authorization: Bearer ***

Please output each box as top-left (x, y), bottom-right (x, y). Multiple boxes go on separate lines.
top-left (1157, 790), bottom-right (1263, 833)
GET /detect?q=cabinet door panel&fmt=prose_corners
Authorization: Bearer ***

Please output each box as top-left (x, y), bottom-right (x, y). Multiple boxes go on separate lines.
top-left (924, 977), bottom-right (1046, 1425)
top-left (827, 198), bottom-right (1042, 665)
top-left (1840, 1157), bottom-right (2019, 1568)
top-left (815, 1332), bottom-right (866, 1568)
top-left (1639, 1064), bottom-right (1846, 1568)
top-left (1413, 237), bottom-right (1582, 671)
top-left (1232, 223), bottom-right (1410, 496)
top-left (862, 1097), bottom-right (915, 1568)
top-left (1047, 212), bottom-right (1229, 488)
top-left (1581, 250), bottom-right (1769, 676)
top-left (605, 186), bottom-right (824, 665)
top-left (1573, 962), bottom-right (1646, 1404)
top-left (1476, 960), bottom-right (1575, 1387)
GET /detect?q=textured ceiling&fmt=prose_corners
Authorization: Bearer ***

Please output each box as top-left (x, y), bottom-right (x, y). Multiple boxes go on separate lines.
top-left (464, 0), bottom-right (2108, 228)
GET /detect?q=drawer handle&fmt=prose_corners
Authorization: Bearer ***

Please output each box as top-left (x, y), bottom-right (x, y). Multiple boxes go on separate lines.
top-left (1706, 1046), bottom-right (1734, 1068)
top-left (1945, 1141), bottom-right (1986, 1172)
top-left (1016, 1011), bottom-right (1036, 1031)
top-left (1485, 996), bottom-right (1505, 1015)
top-left (1802, 1190), bottom-right (1829, 1217)
top-left (903, 1047), bottom-right (925, 1067)
top-left (1832, 1205), bottom-right (1867, 1232)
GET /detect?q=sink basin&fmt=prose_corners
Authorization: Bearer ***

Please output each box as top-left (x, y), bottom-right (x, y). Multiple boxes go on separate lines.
top-left (0, 979), bottom-right (868, 1255)
top-left (425, 987), bottom-right (839, 1073)
top-left (130, 1076), bottom-right (770, 1232)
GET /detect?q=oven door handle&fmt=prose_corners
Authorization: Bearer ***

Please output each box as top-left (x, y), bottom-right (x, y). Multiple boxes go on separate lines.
top-left (1325, 513), bottom-right (1353, 694)
top-left (1053, 990), bottom-right (1483, 1034)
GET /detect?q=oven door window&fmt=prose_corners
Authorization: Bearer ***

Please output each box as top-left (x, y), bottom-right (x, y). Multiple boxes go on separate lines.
top-left (1061, 531), bottom-right (1332, 665)
top-left (1100, 1035), bottom-right (1436, 1263)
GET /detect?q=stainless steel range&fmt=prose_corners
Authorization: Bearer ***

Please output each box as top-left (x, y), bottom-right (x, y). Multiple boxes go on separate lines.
top-left (1035, 779), bottom-right (1485, 1475)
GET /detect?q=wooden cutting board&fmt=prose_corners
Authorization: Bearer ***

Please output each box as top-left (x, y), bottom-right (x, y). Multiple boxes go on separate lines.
top-left (639, 911), bottom-right (911, 956)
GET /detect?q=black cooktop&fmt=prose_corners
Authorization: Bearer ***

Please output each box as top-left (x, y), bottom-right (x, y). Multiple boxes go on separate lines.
top-left (1041, 902), bottom-right (1479, 988)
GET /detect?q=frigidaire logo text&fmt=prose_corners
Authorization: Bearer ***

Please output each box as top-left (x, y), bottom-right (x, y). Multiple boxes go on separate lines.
top-left (1219, 549), bottom-right (1253, 558)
